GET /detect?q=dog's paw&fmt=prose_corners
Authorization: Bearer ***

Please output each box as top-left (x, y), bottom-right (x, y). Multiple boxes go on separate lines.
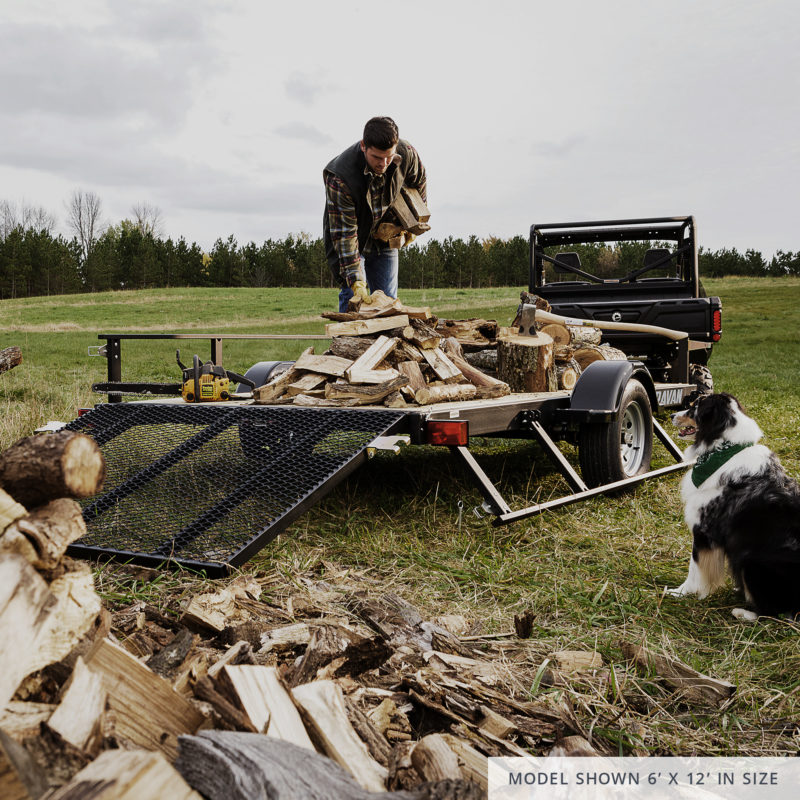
top-left (665, 583), bottom-right (695, 597)
top-left (732, 608), bottom-right (758, 622)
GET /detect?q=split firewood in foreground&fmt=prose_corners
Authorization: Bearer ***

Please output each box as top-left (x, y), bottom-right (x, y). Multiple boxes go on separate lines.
top-left (0, 431), bottom-right (105, 508)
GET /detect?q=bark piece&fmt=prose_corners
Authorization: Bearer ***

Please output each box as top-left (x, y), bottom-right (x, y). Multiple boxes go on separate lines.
top-left (0, 702), bottom-right (55, 742)
top-left (621, 641), bottom-right (735, 706)
top-left (147, 628), bottom-right (198, 679)
top-left (290, 624), bottom-right (392, 686)
top-left (49, 748), bottom-right (203, 800)
top-left (292, 394), bottom-right (359, 407)
top-left (291, 679), bottom-right (388, 792)
top-left (0, 431), bottom-right (105, 508)
top-left (414, 384), bottom-right (477, 406)
top-left (194, 676), bottom-right (258, 732)
top-left (0, 554), bottom-right (57, 708)
top-left (258, 622), bottom-right (312, 654)
top-left (551, 650), bottom-right (603, 672)
top-left (326, 315), bottom-right (409, 337)
top-left (548, 735), bottom-right (602, 757)
top-left (220, 664), bottom-right (315, 748)
top-left (344, 695), bottom-right (393, 767)
top-left (46, 657), bottom-right (107, 752)
top-left (497, 332), bottom-right (557, 393)
top-left (0, 346), bottom-right (23, 375)
top-left (85, 638), bottom-right (205, 758)
top-left (566, 324), bottom-right (602, 345)
top-left (2, 499), bottom-right (86, 570)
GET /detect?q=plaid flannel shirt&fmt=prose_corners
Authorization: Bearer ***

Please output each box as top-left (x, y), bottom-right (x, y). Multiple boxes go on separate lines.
top-left (325, 146), bottom-right (426, 285)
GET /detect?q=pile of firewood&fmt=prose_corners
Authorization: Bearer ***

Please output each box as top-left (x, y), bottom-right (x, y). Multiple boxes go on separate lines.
top-left (253, 292), bottom-right (511, 408)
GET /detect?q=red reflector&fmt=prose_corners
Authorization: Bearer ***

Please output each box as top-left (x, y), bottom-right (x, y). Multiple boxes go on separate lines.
top-left (77, 408), bottom-right (92, 416)
top-left (713, 309), bottom-right (722, 332)
top-left (426, 420), bottom-right (468, 446)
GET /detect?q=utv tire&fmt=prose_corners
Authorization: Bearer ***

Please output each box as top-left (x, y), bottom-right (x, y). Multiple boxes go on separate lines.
top-left (686, 364), bottom-right (714, 406)
top-left (578, 379), bottom-right (653, 488)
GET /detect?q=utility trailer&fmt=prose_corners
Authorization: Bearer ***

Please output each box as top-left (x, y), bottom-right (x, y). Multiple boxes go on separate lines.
top-left (66, 335), bottom-right (693, 577)
top-left (65, 216), bottom-right (720, 576)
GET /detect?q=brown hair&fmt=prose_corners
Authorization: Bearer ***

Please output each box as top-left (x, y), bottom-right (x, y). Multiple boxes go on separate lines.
top-left (362, 117), bottom-right (399, 150)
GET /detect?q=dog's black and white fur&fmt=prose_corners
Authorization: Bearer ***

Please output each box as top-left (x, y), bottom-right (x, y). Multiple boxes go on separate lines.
top-left (669, 393), bottom-right (800, 620)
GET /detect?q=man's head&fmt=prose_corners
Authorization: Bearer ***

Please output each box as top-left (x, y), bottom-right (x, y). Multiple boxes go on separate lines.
top-left (360, 116), bottom-right (399, 175)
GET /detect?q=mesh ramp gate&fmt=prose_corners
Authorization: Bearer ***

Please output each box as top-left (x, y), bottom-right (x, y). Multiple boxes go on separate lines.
top-left (65, 403), bottom-right (406, 576)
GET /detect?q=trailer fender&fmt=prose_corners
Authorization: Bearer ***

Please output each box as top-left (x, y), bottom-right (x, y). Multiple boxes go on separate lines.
top-left (566, 360), bottom-right (657, 423)
top-left (236, 360), bottom-right (294, 393)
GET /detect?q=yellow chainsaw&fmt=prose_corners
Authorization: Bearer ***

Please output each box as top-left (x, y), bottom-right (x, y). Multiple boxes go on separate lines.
top-left (176, 351), bottom-right (254, 403)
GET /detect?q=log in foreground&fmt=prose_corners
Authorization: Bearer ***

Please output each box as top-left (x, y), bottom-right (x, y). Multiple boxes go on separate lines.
top-left (176, 731), bottom-right (483, 800)
top-left (0, 431), bottom-right (105, 508)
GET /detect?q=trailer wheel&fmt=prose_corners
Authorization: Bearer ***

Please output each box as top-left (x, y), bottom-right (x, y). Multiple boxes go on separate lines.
top-left (686, 364), bottom-right (713, 406)
top-left (578, 378), bottom-right (653, 488)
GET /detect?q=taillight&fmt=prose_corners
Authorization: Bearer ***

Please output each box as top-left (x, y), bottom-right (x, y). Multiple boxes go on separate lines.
top-left (77, 408), bottom-right (92, 416)
top-left (712, 309), bottom-right (722, 341)
top-left (425, 420), bottom-right (468, 446)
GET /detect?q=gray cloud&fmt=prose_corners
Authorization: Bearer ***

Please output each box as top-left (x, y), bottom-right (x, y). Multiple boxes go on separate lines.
top-left (284, 72), bottom-right (328, 106)
top-left (273, 122), bottom-right (332, 145)
top-left (534, 135), bottom-right (586, 159)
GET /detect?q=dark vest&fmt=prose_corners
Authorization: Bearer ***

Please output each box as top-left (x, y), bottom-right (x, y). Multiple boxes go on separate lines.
top-left (323, 140), bottom-right (411, 283)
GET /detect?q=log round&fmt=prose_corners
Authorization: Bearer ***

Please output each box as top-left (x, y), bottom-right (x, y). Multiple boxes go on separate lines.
top-left (496, 332), bottom-right (556, 393)
top-left (0, 431), bottom-right (105, 508)
top-left (572, 344), bottom-right (628, 372)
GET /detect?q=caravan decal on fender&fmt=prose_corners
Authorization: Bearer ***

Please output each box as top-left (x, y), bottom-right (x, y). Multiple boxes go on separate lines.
top-left (656, 388), bottom-right (684, 406)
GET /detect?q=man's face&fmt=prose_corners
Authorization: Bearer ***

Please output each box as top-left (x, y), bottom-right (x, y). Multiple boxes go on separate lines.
top-left (360, 142), bottom-right (396, 174)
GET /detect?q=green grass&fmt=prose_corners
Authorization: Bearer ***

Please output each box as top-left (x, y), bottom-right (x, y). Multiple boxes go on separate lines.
top-left (3, 277), bottom-right (800, 755)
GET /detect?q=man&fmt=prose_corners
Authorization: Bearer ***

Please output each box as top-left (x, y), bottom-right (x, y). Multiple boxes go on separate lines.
top-left (323, 116), bottom-right (427, 312)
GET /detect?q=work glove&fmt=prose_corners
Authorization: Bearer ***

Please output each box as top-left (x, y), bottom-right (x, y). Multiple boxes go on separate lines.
top-left (351, 280), bottom-right (373, 305)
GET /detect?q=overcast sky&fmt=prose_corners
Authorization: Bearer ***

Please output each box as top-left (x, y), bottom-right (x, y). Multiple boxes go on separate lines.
top-left (1, 0), bottom-right (798, 257)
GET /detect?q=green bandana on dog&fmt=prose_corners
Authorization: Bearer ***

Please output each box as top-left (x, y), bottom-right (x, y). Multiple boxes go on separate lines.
top-left (691, 441), bottom-right (754, 487)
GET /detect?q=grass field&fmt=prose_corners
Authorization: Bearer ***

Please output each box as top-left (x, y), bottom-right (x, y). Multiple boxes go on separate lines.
top-left (2, 277), bottom-right (800, 756)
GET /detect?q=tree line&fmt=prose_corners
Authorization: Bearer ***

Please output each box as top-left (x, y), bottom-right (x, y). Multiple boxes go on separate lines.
top-left (1, 194), bottom-right (799, 299)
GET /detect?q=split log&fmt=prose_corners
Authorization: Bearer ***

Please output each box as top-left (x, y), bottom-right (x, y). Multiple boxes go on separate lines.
top-left (415, 384), bottom-right (477, 406)
top-left (566, 324), bottom-right (602, 345)
top-left (46, 657), bottom-right (107, 752)
top-left (0, 727), bottom-right (49, 800)
top-left (538, 322), bottom-right (571, 346)
top-left (220, 665), bottom-right (314, 749)
top-left (396, 361), bottom-right (427, 398)
top-left (621, 641), bottom-right (735, 706)
top-left (441, 338), bottom-right (510, 398)
top-left (435, 319), bottom-right (497, 349)
top-left (496, 332), bottom-right (557, 393)
top-left (411, 733), bottom-right (462, 782)
top-left (419, 347), bottom-right (463, 384)
top-left (326, 315), bottom-right (409, 338)
top-left (291, 679), bottom-right (388, 791)
top-left (0, 487), bottom-right (27, 535)
top-left (253, 348), bottom-right (313, 403)
top-left (258, 623), bottom-right (312, 654)
top-left (345, 336), bottom-right (400, 382)
top-left (0, 702), bottom-right (55, 742)
top-left (49, 749), bottom-right (203, 800)
top-left (0, 431), bottom-right (105, 508)
top-left (572, 344), bottom-right (628, 371)
top-left (0, 346), bottom-right (22, 375)
top-left (293, 352), bottom-right (353, 378)
top-left (555, 361), bottom-right (579, 391)
top-left (206, 640), bottom-right (256, 680)
top-left (325, 375), bottom-right (407, 405)
top-left (383, 391), bottom-right (408, 408)
top-left (348, 289), bottom-right (399, 315)
top-left (395, 318), bottom-right (441, 350)
top-left (85, 638), bottom-right (205, 758)
top-left (0, 554), bottom-right (57, 708)
top-left (176, 731), bottom-right (478, 800)
top-left (1, 498), bottom-right (86, 570)
top-left (439, 734), bottom-right (489, 791)
top-left (327, 336), bottom-right (375, 360)
top-left (286, 373), bottom-right (327, 397)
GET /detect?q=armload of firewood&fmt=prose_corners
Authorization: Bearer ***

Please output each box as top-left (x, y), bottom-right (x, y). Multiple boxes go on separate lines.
top-left (253, 292), bottom-right (511, 408)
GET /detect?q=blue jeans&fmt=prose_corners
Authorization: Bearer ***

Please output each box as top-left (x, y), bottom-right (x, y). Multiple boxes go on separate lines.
top-left (338, 249), bottom-right (399, 312)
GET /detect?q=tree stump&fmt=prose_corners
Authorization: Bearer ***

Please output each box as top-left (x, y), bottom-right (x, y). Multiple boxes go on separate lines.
top-left (496, 332), bottom-right (556, 393)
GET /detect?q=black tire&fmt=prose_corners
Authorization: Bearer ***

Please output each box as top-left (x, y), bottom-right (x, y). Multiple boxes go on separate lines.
top-left (578, 379), bottom-right (653, 488)
top-left (686, 364), bottom-right (714, 406)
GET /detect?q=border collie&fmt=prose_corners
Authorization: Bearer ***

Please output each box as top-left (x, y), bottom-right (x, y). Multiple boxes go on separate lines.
top-left (669, 393), bottom-right (800, 620)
